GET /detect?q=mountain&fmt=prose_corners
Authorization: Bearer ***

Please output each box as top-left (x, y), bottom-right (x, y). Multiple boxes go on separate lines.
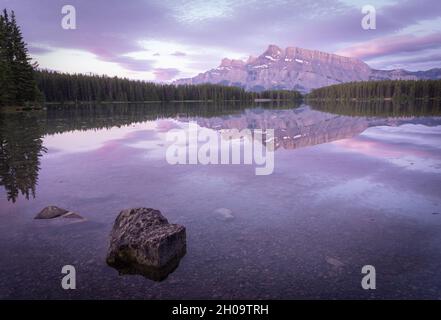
top-left (174, 45), bottom-right (441, 93)
top-left (369, 68), bottom-right (441, 81)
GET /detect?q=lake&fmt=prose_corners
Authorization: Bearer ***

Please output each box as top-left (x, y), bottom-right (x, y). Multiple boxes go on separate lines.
top-left (1, 100), bottom-right (441, 299)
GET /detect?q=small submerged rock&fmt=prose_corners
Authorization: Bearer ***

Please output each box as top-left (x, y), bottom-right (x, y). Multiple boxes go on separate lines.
top-left (326, 256), bottom-right (345, 268)
top-left (106, 208), bottom-right (186, 281)
top-left (35, 206), bottom-right (85, 220)
top-left (214, 208), bottom-right (234, 221)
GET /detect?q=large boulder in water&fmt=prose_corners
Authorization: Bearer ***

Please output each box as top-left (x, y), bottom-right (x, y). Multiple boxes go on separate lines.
top-left (106, 208), bottom-right (186, 281)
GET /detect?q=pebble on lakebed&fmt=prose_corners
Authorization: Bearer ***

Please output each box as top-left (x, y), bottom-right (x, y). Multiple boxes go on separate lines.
top-left (106, 208), bottom-right (186, 281)
top-left (34, 206), bottom-right (85, 220)
top-left (213, 208), bottom-right (234, 221)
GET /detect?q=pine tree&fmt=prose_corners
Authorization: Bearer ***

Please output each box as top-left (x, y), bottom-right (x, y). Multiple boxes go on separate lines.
top-left (0, 9), bottom-right (41, 107)
top-left (0, 13), bottom-right (7, 104)
top-left (0, 10), bottom-right (15, 106)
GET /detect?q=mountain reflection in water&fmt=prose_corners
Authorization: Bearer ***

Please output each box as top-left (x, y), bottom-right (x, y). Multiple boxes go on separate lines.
top-left (0, 100), bottom-right (440, 203)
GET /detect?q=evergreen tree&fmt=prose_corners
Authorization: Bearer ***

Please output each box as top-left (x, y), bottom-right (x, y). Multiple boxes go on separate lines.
top-left (0, 13), bottom-right (6, 103)
top-left (0, 10), bottom-right (14, 105)
top-left (0, 9), bottom-right (41, 107)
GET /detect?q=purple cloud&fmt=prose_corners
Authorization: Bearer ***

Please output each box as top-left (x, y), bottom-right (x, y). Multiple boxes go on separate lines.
top-left (154, 68), bottom-right (180, 81)
top-left (111, 56), bottom-right (153, 72)
top-left (2, 0), bottom-right (173, 62)
top-left (396, 53), bottom-right (441, 65)
top-left (2, 0), bottom-right (440, 76)
top-left (171, 51), bottom-right (186, 56)
top-left (28, 46), bottom-right (52, 55)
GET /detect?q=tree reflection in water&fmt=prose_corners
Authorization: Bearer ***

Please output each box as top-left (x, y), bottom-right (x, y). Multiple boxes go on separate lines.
top-left (0, 112), bottom-right (46, 202)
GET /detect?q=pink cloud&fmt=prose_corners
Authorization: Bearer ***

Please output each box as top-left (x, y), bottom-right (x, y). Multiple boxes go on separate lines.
top-left (336, 32), bottom-right (441, 60)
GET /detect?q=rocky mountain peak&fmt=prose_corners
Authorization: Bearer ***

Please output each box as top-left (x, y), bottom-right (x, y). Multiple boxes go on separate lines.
top-left (219, 58), bottom-right (245, 68)
top-left (219, 58), bottom-right (232, 67)
top-left (262, 44), bottom-right (283, 57)
top-left (174, 45), bottom-right (441, 92)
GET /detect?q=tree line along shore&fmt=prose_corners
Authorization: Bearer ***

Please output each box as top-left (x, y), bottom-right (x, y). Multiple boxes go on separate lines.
top-left (306, 79), bottom-right (441, 102)
top-left (14, 70), bottom-right (441, 108)
top-left (34, 70), bottom-right (303, 104)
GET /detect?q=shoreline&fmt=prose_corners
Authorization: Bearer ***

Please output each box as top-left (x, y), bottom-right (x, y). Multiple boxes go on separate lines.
top-left (305, 97), bottom-right (441, 102)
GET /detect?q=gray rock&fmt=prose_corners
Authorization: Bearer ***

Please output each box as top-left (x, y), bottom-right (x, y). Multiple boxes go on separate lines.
top-left (106, 208), bottom-right (186, 281)
top-left (35, 206), bottom-right (69, 219)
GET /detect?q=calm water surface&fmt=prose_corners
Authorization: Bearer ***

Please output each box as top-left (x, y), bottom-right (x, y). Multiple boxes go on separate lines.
top-left (0, 101), bottom-right (440, 299)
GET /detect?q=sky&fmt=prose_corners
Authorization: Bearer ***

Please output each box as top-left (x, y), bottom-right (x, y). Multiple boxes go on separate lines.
top-left (1, 0), bottom-right (440, 82)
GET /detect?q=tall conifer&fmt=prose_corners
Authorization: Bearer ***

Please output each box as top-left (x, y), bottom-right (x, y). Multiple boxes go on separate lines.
top-left (0, 9), bottom-right (41, 107)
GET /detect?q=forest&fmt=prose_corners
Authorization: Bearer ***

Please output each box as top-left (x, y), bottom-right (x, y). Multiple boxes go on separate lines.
top-left (35, 70), bottom-right (303, 103)
top-left (36, 70), bottom-right (253, 103)
top-left (307, 80), bottom-right (441, 101)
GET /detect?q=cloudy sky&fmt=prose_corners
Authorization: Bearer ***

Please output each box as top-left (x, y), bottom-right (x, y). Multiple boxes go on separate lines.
top-left (2, 0), bottom-right (440, 82)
